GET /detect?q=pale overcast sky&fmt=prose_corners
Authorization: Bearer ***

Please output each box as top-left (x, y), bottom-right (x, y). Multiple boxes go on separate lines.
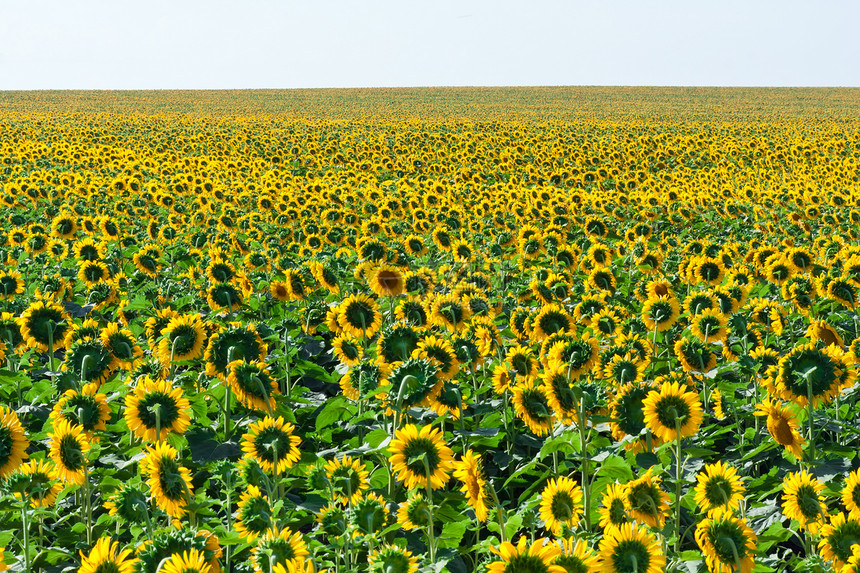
top-left (0, 0), bottom-right (857, 90)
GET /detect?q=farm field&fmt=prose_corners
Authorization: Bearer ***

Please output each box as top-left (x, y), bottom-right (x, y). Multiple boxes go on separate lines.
top-left (0, 87), bottom-right (859, 572)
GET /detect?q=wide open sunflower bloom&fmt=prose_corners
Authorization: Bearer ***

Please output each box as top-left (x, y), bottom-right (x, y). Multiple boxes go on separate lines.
top-left (487, 537), bottom-right (565, 573)
top-left (388, 424), bottom-right (454, 490)
top-left (241, 416), bottom-right (302, 476)
top-left (78, 537), bottom-right (137, 573)
top-left (124, 377), bottom-right (191, 443)
top-left (539, 475), bottom-right (584, 536)
top-left (597, 522), bottom-right (665, 573)
top-left (642, 381), bottom-right (703, 442)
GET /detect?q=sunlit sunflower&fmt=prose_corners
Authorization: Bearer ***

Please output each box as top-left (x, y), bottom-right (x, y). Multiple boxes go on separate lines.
top-left (541, 365), bottom-right (579, 423)
top-left (99, 323), bottom-right (143, 370)
top-left (241, 416), bottom-right (302, 475)
top-left (48, 418), bottom-right (89, 485)
top-left (597, 522), bottom-right (665, 573)
top-left (412, 335), bottom-right (459, 380)
top-left (78, 537), bottom-right (137, 573)
top-left (227, 359), bottom-right (279, 412)
top-left (601, 353), bottom-right (645, 386)
top-left (18, 299), bottom-right (72, 352)
top-left (609, 381), bottom-right (662, 452)
top-left (694, 508), bottom-right (757, 573)
top-left (103, 483), bottom-right (149, 524)
top-left (250, 527), bottom-right (309, 573)
top-left (533, 303), bottom-right (573, 340)
top-left (205, 281), bottom-right (244, 313)
top-left (694, 461), bottom-right (745, 515)
top-left (775, 343), bottom-right (845, 408)
top-left (642, 381), bottom-right (703, 443)
top-left (598, 483), bottom-right (629, 530)
top-left (673, 336), bottom-right (717, 374)
top-left (487, 537), bottom-right (564, 573)
top-left (453, 449), bottom-right (490, 522)
top-left (689, 308), bottom-right (728, 343)
top-left (512, 381), bottom-right (554, 436)
top-left (338, 293), bottom-right (384, 339)
top-left (388, 424), bottom-right (454, 490)
top-left (395, 299), bottom-right (430, 328)
top-left (325, 455), bottom-right (370, 505)
top-left (552, 537), bottom-right (598, 573)
top-left (843, 468), bottom-right (860, 520)
top-left (546, 336), bottom-right (600, 378)
top-left (369, 264), bottom-right (405, 297)
top-left (539, 476), bottom-right (584, 536)
top-left (818, 512), bottom-right (860, 570)
top-left (368, 545), bottom-right (418, 573)
top-left (204, 322), bottom-right (267, 380)
top-left (782, 470), bottom-right (826, 534)
top-left (624, 468), bottom-right (671, 529)
top-left (235, 485), bottom-right (273, 542)
top-left (159, 548), bottom-right (212, 573)
top-left (157, 314), bottom-right (207, 365)
top-left (429, 293), bottom-right (471, 333)
top-left (752, 399), bottom-right (805, 458)
top-left (0, 269), bottom-right (24, 300)
top-left (124, 377), bottom-right (191, 442)
top-left (140, 441), bottom-right (194, 519)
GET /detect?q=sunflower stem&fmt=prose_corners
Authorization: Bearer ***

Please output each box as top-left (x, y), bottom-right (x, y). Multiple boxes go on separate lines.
top-left (488, 480), bottom-right (507, 543)
top-left (674, 418), bottom-right (683, 553)
top-left (805, 370), bottom-right (816, 463)
top-left (423, 457), bottom-right (437, 564)
top-left (577, 396), bottom-right (591, 532)
top-left (21, 502), bottom-right (31, 572)
top-left (47, 319), bottom-right (56, 375)
top-left (224, 346), bottom-right (236, 440)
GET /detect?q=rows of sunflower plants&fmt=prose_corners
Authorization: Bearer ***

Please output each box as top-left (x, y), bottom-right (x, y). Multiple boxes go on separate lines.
top-left (0, 89), bottom-right (859, 573)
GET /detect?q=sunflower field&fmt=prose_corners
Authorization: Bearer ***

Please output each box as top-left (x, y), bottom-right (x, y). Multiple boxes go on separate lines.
top-left (0, 88), bottom-right (859, 573)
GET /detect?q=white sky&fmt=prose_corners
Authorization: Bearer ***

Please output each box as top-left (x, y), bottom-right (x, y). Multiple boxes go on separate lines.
top-left (0, 0), bottom-right (857, 89)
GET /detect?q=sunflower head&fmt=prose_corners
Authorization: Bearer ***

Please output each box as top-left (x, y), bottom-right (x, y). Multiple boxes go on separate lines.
top-left (388, 424), bottom-right (454, 490)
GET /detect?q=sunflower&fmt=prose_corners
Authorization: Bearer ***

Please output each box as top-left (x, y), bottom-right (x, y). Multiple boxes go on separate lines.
top-left (510, 307), bottom-right (535, 339)
top-left (206, 282), bottom-right (244, 313)
top-left (642, 295), bottom-right (680, 332)
top-left (598, 483), bottom-right (630, 530)
top-left (429, 293), bottom-right (471, 333)
top-left (545, 337), bottom-right (599, 378)
top-left (158, 549), bottom-right (212, 573)
top-left (587, 267), bottom-right (616, 294)
top-left (507, 345), bottom-right (539, 381)
top-left (782, 470), bottom-right (826, 534)
top-left (50, 383), bottom-right (111, 438)
top-left (141, 441), bottom-right (194, 519)
top-left (542, 365), bottom-right (579, 423)
top-left (384, 357), bottom-right (439, 409)
top-left (818, 512), bottom-right (860, 570)
top-left (269, 280), bottom-right (291, 302)
top-left (368, 545), bottom-right (418, 573)
top-left (204, 322), bottom-right (267, 380)
top-left (48, 419), bottom-right (88, 485)
top-left (642, 381), bottom-right (703, 443)
top-left (512, 381), bottom-right (555, 436)
top-left (325, 455), bottom-right (370, 505)
top-left (227, 360), bottom-right (279, 412)
top-left (694, 508), bottom-right (757, 573)
top-left (341, 359), bottom-right (391, 402)
top-left (412, 335), bottom-right (459, 380)
top-left (317, 503), bottom-right (348, 538)
top-left (207, 260), bottom-right (237, 284)
top-left (601, 353), bottom-right (644, 386)
top-left (157, 314), bottom-right (207, 365)
top-left (62, 337), bottom-right (115, 384)
top-left (376, 324), bottom-right (422, 364)
top-left (752, 399), bottom-right (805, 457)
top-left (352, 492), bottom-right (390, 535)
top-left (145, 307), bottom-right (179, 349)
top-left (533, 303), bottom-right (573, 341)
top-left (609, 381), bottom-right (661, 452)
top-left (805, 320), bottom-right (844, 347)
top-left (241, 416), bottom-right (302, 475)
top-left (99, 323), bottom-right (143, 370)
top-left (388, 424), bottom-right (454, 490)
top-left (487, 537), bottom-right (564, 573)
top-left (369, 264), bottom-right (405, 297)
top-left (250, 527), bottom-right (309, 573)
top-left (18, 299), bottom-right (72, 352)
top-left (133, 245), bottom-right (162, 277)
top-left (78, 260), bottom-right (111, 286)
top-left (124, 377), bottom-right (191, 442)
top-left (598, 521), bottom-right (665, 573)
top-left (78, 537), bottom-right (137, 573)
top-left (395, 299), bottom-right (429, 328)
top-left (674, 336), bottom-right (717, 374)
top-left (9, 459), bottom-right (62, 508)
top-left (338, 293), bottom-right (384, 339)
top-left (623, 468), bottom-right (671, 529)
top-left (539, 476), bottom-right (584, 536)
top-left (775, 343), bottom-right (845, 408)
top-left (689, 308), bottom-right (728, 343)
top-left (694, 461), bottom-right (745, 516)
top-left (234, 485), bottom-right (273, 542)
top-left (0, 269), bottom-right (24, 300)
top-left (453, 450), bottom-right (490, 522)
top-left (103, 483), bottom-right (150, 524)
top-left (843, 468), bottom-right (860, 520)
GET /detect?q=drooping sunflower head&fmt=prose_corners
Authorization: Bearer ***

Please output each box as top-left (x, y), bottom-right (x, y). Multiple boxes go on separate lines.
top-left (50, 383), bottom-right (110, 437)
top-left (62, 337), bottom-right (115, 385)
top-left (18, 300), bottom-right (72, 352)
top-left (397, 493), bottom-right (431, 530)
top-left (234, 485), bottom-right (273, 543)
top-left (609, 380), bottom-right (661, 452)
top-left (776, 343), bottom-right (842, 408)
top-left (641, 294), bottom-right (680, 333)
top-left (384, 357), bottom-right (440, 409)
top-left (674, 336), bottom-right (717, 374)
top-left (48, 418), bottom-right (89, 485)
top-left (429, 293), bottom-right (471, 333)
top-left (532, 304), bottom-right (572, 341)
top-left (204, 323), bottom-right (267, 380)
top-left (157, 314), bottom-right (207, 365)
top-left (598, 482), bottom-right (630, 530)
top-left (512, 381), bottom-right (554, 437)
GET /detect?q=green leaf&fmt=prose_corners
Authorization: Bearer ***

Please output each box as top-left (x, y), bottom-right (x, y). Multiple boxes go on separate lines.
top-left (315, 395), bottom-right (350, 431)
top-left (437, 520), bottom-right (467, 549)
